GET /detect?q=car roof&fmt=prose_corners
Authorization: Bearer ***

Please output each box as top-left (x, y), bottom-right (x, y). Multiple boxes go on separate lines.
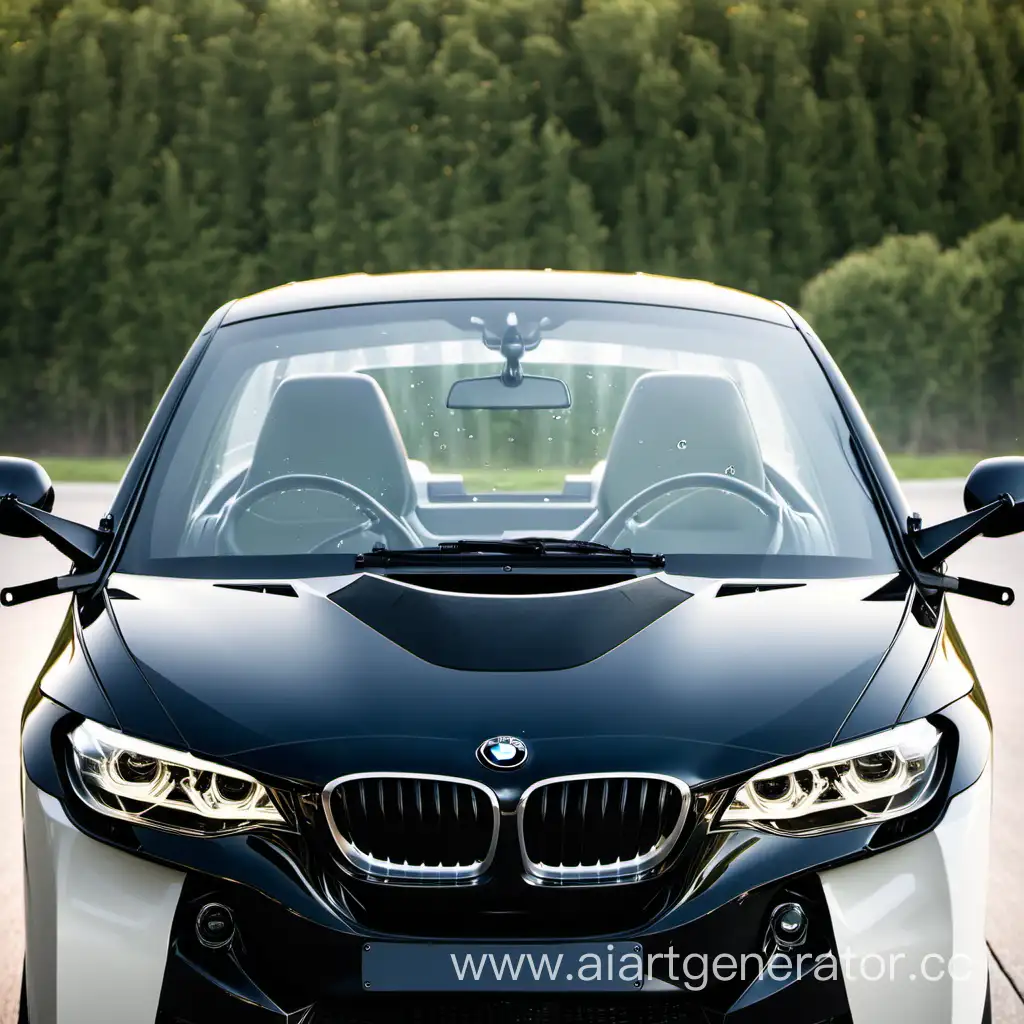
top-left (222, 270), bottom-right (793, 327)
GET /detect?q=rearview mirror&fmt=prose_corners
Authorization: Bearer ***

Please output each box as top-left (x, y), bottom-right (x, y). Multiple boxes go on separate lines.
top-left (446, 374), bottom-right (571, 410)
top-left (964, 456), bottom-right (1024, 537)
top-left (0, 457), bottom-right (54, 537)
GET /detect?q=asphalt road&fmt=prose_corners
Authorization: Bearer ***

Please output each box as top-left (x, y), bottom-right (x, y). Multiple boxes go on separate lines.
top-left (0, 481), bottom-right (1021, 1022)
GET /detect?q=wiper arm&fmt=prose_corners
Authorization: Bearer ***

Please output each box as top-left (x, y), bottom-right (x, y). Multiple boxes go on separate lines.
top-left (358, 538), bottom-right (665, 568)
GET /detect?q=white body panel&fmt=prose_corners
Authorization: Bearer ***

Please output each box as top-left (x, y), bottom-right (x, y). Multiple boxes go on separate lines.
top-left (23, 779), bottom-right (185, 1024)
top-left (819, 767), bottom-right (991, 1024)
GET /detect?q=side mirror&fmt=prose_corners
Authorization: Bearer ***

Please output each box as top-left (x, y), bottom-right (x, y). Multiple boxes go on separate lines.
top-left (964, 456), bottom-right (1024, 538)
top-left (0, 456), bottom-right (110, 599)
top-left (0, 457), bottom-right (55, 537)
top-left (904, 454), bottom-right (1020, 606)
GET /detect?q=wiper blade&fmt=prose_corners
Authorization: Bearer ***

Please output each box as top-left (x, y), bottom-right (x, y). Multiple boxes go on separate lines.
top-left (516, 536), bottom-right (667, 558)
top-left (439, 538), bottom-right (646, 556)
top-left (357, 538), bottom-right (665, 568)
top-left (438, 539), bottom-right (546, 555)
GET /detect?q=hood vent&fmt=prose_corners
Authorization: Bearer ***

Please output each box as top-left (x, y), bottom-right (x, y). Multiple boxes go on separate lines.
top-left (716, 583), bottom-right (804, 598)
top-left (214, 583), bottom-right (298, 598)
top-left (863, 575), bottom-right (912, 602)
top-left (329, 574), bottom-right (690, 671)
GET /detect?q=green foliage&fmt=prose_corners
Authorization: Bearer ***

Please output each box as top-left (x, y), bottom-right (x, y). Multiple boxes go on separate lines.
top-left (1, 0), bottom-right (1023, 453)
top-left (959, 217), bottom-right (1024, 442)
top-left (800, 225), bottom-right (1018, 452)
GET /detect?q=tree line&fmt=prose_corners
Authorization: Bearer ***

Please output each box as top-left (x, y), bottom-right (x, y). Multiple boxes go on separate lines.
top-left (1, 0), bottom-right (1022, 454)
top-left (801, 216), bottom-right (1024, 453)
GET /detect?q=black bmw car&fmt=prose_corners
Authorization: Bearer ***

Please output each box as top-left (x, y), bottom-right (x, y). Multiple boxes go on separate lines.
top-left (3, 271), bottom-right (1021, 1024)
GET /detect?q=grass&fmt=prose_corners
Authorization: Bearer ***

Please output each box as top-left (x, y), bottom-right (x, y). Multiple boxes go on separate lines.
top-left (13, 453), bottom-right (1016, 487)
top-left (886, 453), bottom-right (1010, 481)
top-left (23, 456), bottom-right (129, 483)
top-left (459, 467), bottom-right (581, 493)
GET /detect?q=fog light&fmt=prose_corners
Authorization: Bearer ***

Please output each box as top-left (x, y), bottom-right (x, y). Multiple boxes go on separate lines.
top-left (769, 902), bottom-right (808, 949)
top-left (196, 903), bottom-right (235, 949)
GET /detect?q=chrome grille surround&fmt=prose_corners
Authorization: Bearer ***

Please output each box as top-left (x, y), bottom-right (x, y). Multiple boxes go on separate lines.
top-left (322, 772), bottom-right (500, 883)
top-left (517, 772), bottom-right (690, 884)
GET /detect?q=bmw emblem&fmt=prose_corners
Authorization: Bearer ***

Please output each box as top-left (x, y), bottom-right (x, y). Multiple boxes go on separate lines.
top-left (477, 735), bottom-right (528, 771)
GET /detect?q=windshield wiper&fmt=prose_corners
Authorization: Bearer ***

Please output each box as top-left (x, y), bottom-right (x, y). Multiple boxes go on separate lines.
top-left (357, 537), bottom-right (665, 568)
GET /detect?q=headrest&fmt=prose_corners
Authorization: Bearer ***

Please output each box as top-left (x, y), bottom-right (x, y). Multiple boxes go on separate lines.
top-left (598, 372), bottom-right (765, 514)
top-left (243, 373), bottom-right (415, 516)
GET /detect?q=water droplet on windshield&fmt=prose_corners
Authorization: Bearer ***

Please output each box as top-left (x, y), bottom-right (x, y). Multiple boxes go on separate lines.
top-left (725, 465), bottom-right (736, 475)
top-left (468, 434), bottom-right (474, 439)
top-left (586, 373), bottom-right (593, 379)
top-left (547, 437), bottom-right (553, 442)
top-left (591, 428), bottom-right (599, 435)
top-left (433, 430), bottom-right (440, 437)
top-left (677, 440), bottom-right (688, 450)
top-left (471, 496), bottom-right (479, 502)
top-left (439, 444), bottom-right (447, 450)
top-left (508, 437), bottom-right (515, 442)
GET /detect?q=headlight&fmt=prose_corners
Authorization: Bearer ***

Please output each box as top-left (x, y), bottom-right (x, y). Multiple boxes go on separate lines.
top-left (720, 719), bottom-right (943, 835)
top-left (68, 719), bottom-right (286, 835)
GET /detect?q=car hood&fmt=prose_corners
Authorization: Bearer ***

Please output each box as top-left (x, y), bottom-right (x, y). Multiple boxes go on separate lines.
top-left (95, 571), bottom-right (913, 788)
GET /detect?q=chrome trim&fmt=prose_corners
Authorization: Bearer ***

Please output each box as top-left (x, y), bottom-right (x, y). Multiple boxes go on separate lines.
top-left (358, 571), bottom-right (652, 600)
top-left (322, 772), bottom-right (500, 882)
top-left (516, 772), bottom-right (690, 884)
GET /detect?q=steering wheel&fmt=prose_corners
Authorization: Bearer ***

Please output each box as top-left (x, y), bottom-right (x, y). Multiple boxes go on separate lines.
top-left (216, 474), bottom-right (421, 555)
top-left (585, 473), bottom-right (784, 551)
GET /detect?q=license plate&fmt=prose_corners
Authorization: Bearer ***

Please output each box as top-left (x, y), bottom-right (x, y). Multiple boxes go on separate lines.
top-left (362, 941), bottom-right (644, 992)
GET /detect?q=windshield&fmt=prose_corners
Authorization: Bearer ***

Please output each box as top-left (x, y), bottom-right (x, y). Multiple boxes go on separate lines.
top-left (118, 299), bottom-right (896, 579)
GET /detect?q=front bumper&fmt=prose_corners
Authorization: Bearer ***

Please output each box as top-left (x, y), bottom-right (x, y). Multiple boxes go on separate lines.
top-left (23, 769), bottom-right (991, 1024)
top-left (22, 694), bottom-right (992, 1024)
